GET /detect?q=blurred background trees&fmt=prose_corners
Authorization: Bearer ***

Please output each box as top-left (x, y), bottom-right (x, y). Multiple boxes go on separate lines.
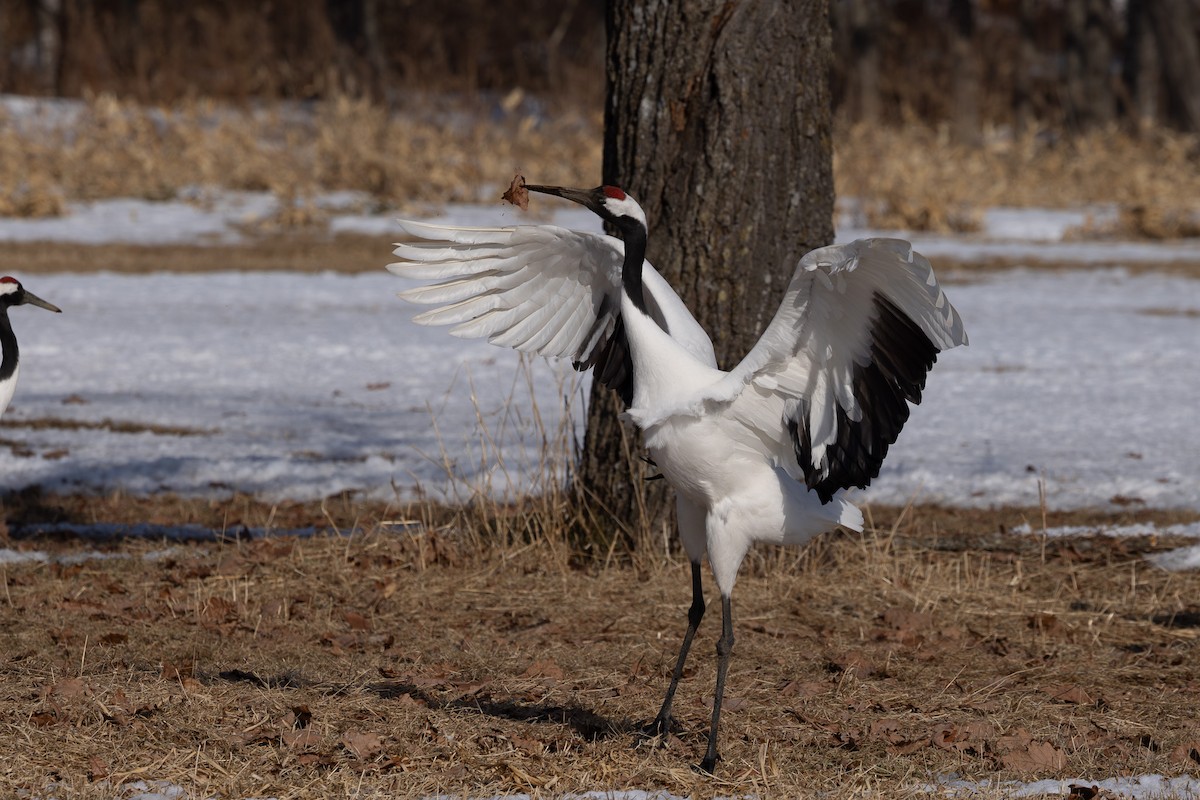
top-left (2, 0), bottom-right (1199, 134)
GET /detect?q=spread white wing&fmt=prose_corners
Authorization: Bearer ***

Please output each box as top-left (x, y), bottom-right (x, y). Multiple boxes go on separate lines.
top-left (708, 238), bottom-right (968, 501)
top-left (388, 220), bottom-right (717, 405)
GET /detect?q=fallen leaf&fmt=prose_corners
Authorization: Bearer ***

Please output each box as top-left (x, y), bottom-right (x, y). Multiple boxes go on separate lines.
top-left (522, 658), bottom-right (564, 681)
top-left (288, 705), bottom-right (313, 728)
top-left (87, 756), bottom-right (109, 781)
top-left (828, 650), bottom-right (877, 678)
top-left (502, 174), bottom-right (529, 210)
top-left (996, 728), bottom-right (1034, 753)
top-left (1044, 683), bottom-right (1098, 705)
top-left (343, 610), bottom-right (371, 631)
top-left (718, 695), bottom-right (749, 712)
top-left (51, 677), bottom-right (90, 701)
top-left (881, 607), bottom-right (934, 632)
top-left (1171, 740), bottom-right (1200, 766)
top-left (341, 729), bottom-right (383, 760)
top-left (931, 721), bottom-right (991, 755)
top-left (1001, 740), bottom-right (1067, 773)
top-left (29, 711), bottom-right (57, 728)
top-left (510, 733), bottom-right (544, 755)
top-left (1028, 612), bottom-right (1065, 635)
top-left (161, 660), bottom-right (195, 680)
top-left (868, 718), bottom-right (906, 744)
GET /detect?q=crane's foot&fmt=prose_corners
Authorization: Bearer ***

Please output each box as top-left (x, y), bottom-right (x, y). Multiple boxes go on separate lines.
top-left (638, 713), bottom-right (676, 743)
top-left (695, 754), bottom-right (719, 775)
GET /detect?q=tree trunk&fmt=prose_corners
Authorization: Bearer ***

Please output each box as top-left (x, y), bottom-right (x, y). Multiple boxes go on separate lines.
top-left (848, 0), bottom-right (881, 125)
top-left (950, 0), bottom-right (980, 143)
top-left (1124, 0), bottom-right (1160, 131)
top-left (1012, 0), bottom-right (1038, 134)
top-left (1147, 0), bottom-right (1200, 132)
top-left (576, 0), bottom-right (834, 552)
top-left (1063, 0), bottom-right (1119, 131)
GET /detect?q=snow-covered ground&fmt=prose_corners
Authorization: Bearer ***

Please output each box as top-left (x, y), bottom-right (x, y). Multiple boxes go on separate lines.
top-left (2, 196), bottom-right (1198, 514)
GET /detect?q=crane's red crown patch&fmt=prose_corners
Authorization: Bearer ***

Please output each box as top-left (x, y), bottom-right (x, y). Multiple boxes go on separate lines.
top-left (0, 277), bottom-right (17, 284)
top-left (602, 186), bottom-right (626, 201)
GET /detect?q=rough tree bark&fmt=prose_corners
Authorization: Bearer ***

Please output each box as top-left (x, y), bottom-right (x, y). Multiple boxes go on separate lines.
top-left (575, 0), bottom-right (834, 551)
top-left (1124, 0), bottom-right (1160, 130)
top-left (949, 0), bottom-right (980, 143)
top-left (1063, 0), bottom-right (1117, 130)
top-left (1146, 0), bottom-right (1200, 132)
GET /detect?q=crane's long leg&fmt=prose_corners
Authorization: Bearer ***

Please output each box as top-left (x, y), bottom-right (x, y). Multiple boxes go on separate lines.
top-left (698, 595), bottom-right (734, 774)
top-left (644, 561), bottom-right (705, 739)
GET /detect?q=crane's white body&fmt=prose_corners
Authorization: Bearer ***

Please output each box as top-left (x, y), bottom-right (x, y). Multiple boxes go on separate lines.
top-left (2, 277), bottom-right (61, 419)
top-left (388, 188), bottom-right (966, 772)
top-left (390, 218), bottom-right (965, 595)
top-left (617, 289), bottom-right (862, 592)
top-left (0, 361), bottom-right (17, 418)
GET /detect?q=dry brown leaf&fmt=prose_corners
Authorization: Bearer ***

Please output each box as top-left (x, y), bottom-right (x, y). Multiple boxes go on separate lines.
top-left (868, 718), bottom-right (907, 744)
top-left (510, 733), bottom-right (544, 755)
top-left (502, 174), bottom-right (529, 210)
top-left (1171, 740), bottom-right (1200, 766)
top-left (828, 650), bottom-right (877, 678)
top-left (341, 729), bottom-right (384, 760)
top-left (996, 727), bottom-right (1034, 754)
top-left (521, 658), bottom-right (564, 681)
top-left (87, 755), bottom-right (109, 781)
top-left (51, 677), bottom-right (90, 701)
top-left (1028, 612), bottom-right (1065, 635)
top-left (931, 721), bottom-right (991, 755)
top-left (1001, 740), bottom-right (1067, 773)
top-left (161, 659), bottom-right (194, 680)
top-left (720, 695), bottom-right (749, 712)
top-left (1044, 683), bottom-right (1098, 705)
top-left (29, 711), bottom-right (57, 728)
top-left (343, 610), bottom-right (371, 631)
top-left (881, 607), bottom-right (934, 632)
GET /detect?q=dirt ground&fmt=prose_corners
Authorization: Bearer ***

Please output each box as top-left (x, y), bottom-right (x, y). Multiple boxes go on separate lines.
top-left (2, 497), bottom-right (1199, 799)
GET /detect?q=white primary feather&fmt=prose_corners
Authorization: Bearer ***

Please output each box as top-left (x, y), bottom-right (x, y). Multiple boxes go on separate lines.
top-left (389, 220), bottom-right (716, 368)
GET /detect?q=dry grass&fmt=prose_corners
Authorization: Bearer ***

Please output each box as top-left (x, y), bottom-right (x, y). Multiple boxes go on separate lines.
top-left (0, 235), bottom-right (394, 274)
top-left (836, 123), bottom-right (1200, 236)
top-left (4, 94), bottom-right (1200, 245)
top-left (0, 93), bottom-right (599, 216)
top-left (2, 497), bottom-right (1200, 798)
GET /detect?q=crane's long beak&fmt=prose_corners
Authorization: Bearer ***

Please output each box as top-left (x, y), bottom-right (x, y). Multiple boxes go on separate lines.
top-left (525, 184), bottom-right (599, 213)
top-left (22, 290), bottom-right (61, 313)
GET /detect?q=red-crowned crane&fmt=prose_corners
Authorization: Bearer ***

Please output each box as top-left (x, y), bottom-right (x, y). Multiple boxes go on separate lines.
top-left (1, 277), bottom-right (61, 419)
top-left (387, 184), bottom-right (968, 773)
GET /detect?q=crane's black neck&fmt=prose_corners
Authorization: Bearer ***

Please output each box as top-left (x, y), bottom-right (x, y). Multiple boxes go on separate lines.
top-left (0, 309), bottom-right (17, 383)
top-left (619, 221), bottom-right (649, 316)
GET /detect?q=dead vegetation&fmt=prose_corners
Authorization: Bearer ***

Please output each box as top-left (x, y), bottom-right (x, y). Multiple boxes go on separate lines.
top-left (0, 93), bottom-right (599, 218)
top-left (4, 94), bottom-right (1200, 246)
top-left (2, 497), bottom-right (1200, 798)
top-left (835, 123), bottom-right (1200, 236)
